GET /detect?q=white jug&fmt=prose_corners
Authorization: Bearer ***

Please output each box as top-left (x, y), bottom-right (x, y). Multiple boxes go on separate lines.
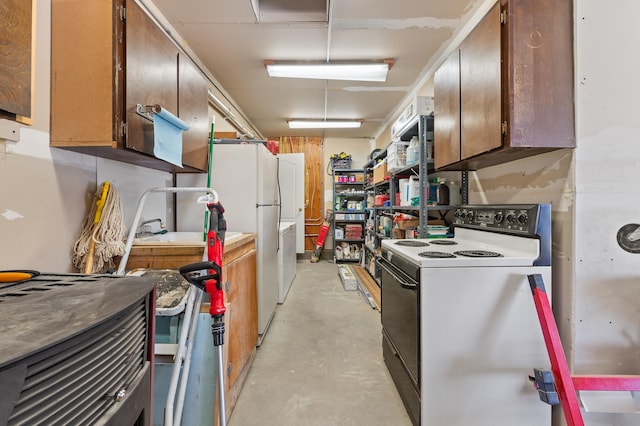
top-left (408, 175), bottom-right (420, 205)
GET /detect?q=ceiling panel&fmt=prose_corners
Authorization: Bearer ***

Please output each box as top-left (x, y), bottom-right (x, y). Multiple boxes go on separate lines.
top-left (149, 0), bottom-right (487, 139)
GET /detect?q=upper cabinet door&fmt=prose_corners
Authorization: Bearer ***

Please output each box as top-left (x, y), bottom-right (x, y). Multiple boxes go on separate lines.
top-left (459, 2), bottom-right (502, 161)
top-left (178, 54), bottom-right (209, 171)
top-left (504, 0), bottom-right (575, 149)
top-left (125, 0), bottom-right (178, 157)
top-left (434, 50), bottom-right (461, 170)
top-left (0, 0), bottom-right (32, 118)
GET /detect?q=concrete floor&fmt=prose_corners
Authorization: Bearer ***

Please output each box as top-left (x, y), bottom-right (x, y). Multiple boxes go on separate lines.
top-left (228, 259), bottom-right (412, 426)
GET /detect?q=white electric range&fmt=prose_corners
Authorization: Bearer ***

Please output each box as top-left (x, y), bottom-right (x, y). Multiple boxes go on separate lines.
top-left (379, 204), bottom-right (552, 426)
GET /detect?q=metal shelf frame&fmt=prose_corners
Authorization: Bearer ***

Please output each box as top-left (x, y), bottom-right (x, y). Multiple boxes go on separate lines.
top-left (332, 168), bottom-right (366, 264)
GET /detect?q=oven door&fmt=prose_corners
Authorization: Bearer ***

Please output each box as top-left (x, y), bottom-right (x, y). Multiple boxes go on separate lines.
top-left (378, 255), bottom-right (419, 388)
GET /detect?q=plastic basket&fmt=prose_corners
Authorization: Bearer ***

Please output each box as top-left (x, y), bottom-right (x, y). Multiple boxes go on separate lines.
top-left (331, 158), bottom-right (352, 169)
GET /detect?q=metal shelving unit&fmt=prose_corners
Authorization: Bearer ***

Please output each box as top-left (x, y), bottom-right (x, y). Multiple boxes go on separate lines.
top-left (363, 114), bottom-right (469, 284)
top-left (332, 168), bottom-right (366, 264)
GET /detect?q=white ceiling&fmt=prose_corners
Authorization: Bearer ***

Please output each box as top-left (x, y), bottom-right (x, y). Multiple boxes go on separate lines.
top-left (148, 0), bottom-right (490, 140)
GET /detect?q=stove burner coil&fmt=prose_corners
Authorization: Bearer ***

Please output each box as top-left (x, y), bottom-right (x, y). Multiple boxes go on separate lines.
top-left (418, 251), bottom-right (456, 258)
top-left (395, 240), bottom-right (429, 247)
top-left (454, 250), bottom-right (503, 258)
top-left (429, 240), bottom-right (458, 245)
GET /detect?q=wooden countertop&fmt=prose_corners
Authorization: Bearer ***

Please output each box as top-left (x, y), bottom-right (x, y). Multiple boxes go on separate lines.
top-left (126, 233), bottom-right (257, 271)
top-left (225, 233), bottom-right (256, 252)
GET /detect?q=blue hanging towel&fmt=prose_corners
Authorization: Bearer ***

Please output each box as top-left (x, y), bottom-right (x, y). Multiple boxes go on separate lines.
top-left (152, 108), bottom-right (189, 167)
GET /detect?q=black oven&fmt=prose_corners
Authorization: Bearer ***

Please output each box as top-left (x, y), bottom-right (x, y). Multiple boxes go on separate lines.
top-left (378, 251), bottom-right (420, 426)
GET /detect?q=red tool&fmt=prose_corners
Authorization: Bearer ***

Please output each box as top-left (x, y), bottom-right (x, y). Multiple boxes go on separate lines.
top-left (527, 274), bottom-right (640, 426)
top-left (180, 201), bottom-right (228, 426)
top-left (311, 209), bottom-right (333, 263)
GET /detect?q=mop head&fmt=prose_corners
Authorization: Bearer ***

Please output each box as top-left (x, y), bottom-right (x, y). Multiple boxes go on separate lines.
top-left (72, 182), bottom-right (127, 273)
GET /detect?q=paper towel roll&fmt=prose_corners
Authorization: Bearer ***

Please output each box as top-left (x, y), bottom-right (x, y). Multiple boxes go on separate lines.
top-left (153, 107), bottom-right (189, 167)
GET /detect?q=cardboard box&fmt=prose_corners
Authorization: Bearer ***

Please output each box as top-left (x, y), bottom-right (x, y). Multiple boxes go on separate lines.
top-left (337, 265), bottom-right (358, 291)
top-left (372, 160), bottom-right (388, 184)
top-left (391, 228), bottom-right (405, 239)
top-left (392, 96), bottom-right (435, 138)
top-left (396, 218), bottom-right (419, 230)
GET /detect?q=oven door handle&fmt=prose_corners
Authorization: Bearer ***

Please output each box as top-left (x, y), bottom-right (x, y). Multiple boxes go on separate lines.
top-left (376, 257), bottom-right (417, 290)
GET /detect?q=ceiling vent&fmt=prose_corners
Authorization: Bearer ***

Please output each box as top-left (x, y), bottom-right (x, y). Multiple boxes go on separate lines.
top-left (251, 0), bottom-right (328, 23)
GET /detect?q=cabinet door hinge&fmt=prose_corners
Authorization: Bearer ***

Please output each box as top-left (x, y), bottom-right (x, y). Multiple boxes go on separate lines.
top-left (500, 10), bottom-right (507, 25)
top-left (227, 362), bottom-right (232, 377)
top-left (225, 280), bottom-right (230, 293)
top-left (121, 121), bottom-right (127, 137)
top-left (501, 121), bottom-right (508, 136)
top-left (120, 6), bottom-right (126, 22)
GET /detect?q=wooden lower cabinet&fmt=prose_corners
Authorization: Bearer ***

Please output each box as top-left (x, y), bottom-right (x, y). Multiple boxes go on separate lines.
top-left (220, 238), bottom-right (258, 421)
top-left (126, 233), bottom-right (258, 424)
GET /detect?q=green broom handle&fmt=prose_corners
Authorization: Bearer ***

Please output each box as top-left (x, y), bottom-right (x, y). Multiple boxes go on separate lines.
top-left (204, 119), bottom-right (215, 241)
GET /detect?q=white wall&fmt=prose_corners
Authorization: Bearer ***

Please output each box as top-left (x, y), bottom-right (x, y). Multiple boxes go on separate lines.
top-left (0, 0), bottom-right (97, 272)
top-left (0, 1), bottom-right (208, 272)
top-left (323, 138), bottom-right (374, 206)
top-left (571, 1), bottom-right (640, 423)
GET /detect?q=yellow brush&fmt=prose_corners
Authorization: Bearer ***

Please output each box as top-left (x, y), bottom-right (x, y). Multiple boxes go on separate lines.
top-left (84, 182), bottom-right (111, 274)
top-left (0, 270), bottom-right (39, 283)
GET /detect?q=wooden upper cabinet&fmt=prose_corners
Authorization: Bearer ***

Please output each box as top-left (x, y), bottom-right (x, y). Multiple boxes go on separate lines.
top-left (125, 0), bottom-right (178, 160)
top-left (50, 0), bottom-right (209, 173)
top-left (434, 0), bottom-right (575, 171)
top-left (460, 3), bottom-right (502, 162)
top-left (503, 0), bottom-right (575, 150)
top-left (178, 54), bottom-right (210, 171)
top-left (0, 0), bottom-right (32, 119)
top-left (434, 50), bottom-right (461, 170)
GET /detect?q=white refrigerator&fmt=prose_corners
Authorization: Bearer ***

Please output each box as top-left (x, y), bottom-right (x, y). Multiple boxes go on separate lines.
top-left (277, 153), bottom-right (305, 253)
top-left (209, 143), bottom-right (281, 341)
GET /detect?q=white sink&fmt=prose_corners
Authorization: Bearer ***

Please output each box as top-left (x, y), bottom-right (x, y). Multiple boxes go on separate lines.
top-left (133, 231), bottom-right (242, 245)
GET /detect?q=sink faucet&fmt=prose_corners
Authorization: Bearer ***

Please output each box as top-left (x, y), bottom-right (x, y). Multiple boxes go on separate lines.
top-left (136, 218), bottom-right (164, 237)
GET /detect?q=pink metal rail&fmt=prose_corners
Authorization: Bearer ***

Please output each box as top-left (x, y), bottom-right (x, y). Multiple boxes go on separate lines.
top-left (527, 274), bottom-right (640, 426)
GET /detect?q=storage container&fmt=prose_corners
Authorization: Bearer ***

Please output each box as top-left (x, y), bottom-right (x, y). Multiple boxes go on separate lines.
top-left (386, 140), bottom-right (410, 171)
top-left (373, 159), bottom-right (388, 184)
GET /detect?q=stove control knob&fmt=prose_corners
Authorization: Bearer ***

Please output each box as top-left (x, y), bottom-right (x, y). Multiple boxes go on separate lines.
top-left (454, 210), bottom-right (461, 219)
top-left (494, 212), bottom-right (504, 223)
top-left (517, 213), bottom-right (528, 225)
top-left (467, 211), bottom-right (474, 221)
top-left (506, 213), bottom-right (516, 224)
top-left (460, 211), bottom-right (467, 220)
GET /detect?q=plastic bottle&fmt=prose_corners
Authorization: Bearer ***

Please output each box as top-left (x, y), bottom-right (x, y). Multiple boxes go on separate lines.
top-left (406, 136), bottom-right (420, 164)
top-left (437, 179), bottom-right (450, 205)
top-left (448, 181), bottom-right (461, 205)
top-left (428, 178), bottom-right (439, 205)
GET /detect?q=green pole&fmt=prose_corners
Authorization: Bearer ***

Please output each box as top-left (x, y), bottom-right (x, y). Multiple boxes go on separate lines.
top-left (204, 118), bottom-right (215, 241)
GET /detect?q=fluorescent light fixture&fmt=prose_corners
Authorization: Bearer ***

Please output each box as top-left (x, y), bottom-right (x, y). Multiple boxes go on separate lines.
top-left (265, 60), bottom-right (393, 82)
top-left (288, 119), bottom-right (362, 129)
